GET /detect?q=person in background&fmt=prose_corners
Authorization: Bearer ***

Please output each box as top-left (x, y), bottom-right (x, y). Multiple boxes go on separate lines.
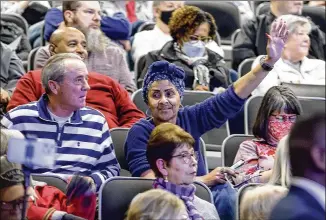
top-left (126, 188), bottom-right (188, 220)
top-left (232, 0), bottom-right (325, 70)
top-left (252, 14), bottom-right (325, 96)
top-left (147, 123), bottom-right (220, 219)
top-left (268, 135), bottom-right (291, 188)
top-left (131, 1), bottom-right (184, 63)
top-left (233, 86), bottom-right (302, 185)
top-left (0, 129), bottom-right (96, 220)
top-left (35, 1), bottom-right (136, 95)
top-left (308, 1), bottom-right (326, 6)
top-left (7, 27), bottom-right (145, 128)
top-left (270, 113), bottom-right (325, 220)
top-left (125, 18), bottom-right (289, 220)
top-left (2, 53), bottom-right (120, 191)
top-left (239, 185), bottom-right (288, 220)
top-left (43, 1), bottom-right (131, 51)
top-left (0, 42), bottom-right (25, 117)
top-left (139, 5), bottom-right (227, 93)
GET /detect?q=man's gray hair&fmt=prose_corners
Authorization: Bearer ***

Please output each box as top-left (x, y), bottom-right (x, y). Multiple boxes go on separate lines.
top-left (41, 53), bottom-right (82, 94)
top-left (276, 14), bottom-right (312, 35)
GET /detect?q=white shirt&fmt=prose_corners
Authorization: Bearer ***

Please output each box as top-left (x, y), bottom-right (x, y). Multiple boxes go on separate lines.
top-left (131, 25), bottom-right (173, 62)
top-left (252, 55), bottom-right (326, 96)
top-left (292, 177), bottom-right (326, 211)
top-left (47, 108), bottom-right (72, 128)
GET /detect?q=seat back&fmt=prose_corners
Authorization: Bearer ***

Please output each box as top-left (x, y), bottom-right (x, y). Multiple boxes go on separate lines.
top-left (185, 1), bottom-right (240, 44)
top-left (256, 2), bottom-right (270, 16)
top-left (303, 5), bottom-right (326, 33)
top-left (137, 21), bottom-right (155, 33)
top-left (27, 47), bottom-right (40, 71)
top-left (281, 82), bottom-right (325, 98)
top-left (0, 13), bottom-right (29, 35)
top-left (237, 57), bottom-right (256, 77)
top-left (32, 174), bottom-right (68, 193)
top-left (245, 96), bottom-right (326, 134)
top-left (237, 183), bottom-right (263, 220)
top-left (99, 177), bottom-right (213, 220)
top-left (221, 134), bottom-right (255, 167)
top-left (110, 128), bottom-right (131, 176)
top-left (134, 55), bottom-right (147, 89)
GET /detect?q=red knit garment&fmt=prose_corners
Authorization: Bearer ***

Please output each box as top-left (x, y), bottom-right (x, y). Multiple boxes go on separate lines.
top-left (126, 0), bottom-right (137, 23)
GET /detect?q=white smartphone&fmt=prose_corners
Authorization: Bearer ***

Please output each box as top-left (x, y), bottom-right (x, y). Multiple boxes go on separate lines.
top-left (230, 159), bottom-right (245, 170)
top-left (7, 138), bottom-right (57, 169)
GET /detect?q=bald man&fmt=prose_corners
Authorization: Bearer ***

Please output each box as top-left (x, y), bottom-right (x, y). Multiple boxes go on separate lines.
top-left (7, 27), bottom-right (145, 129)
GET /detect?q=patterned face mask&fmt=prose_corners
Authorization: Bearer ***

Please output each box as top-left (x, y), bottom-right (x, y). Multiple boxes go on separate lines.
top-left (267, 114), bottom-right (297, 142)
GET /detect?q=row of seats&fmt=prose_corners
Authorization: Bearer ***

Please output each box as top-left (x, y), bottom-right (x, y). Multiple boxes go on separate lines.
top-left (32, 173), bottom-right (263, 220)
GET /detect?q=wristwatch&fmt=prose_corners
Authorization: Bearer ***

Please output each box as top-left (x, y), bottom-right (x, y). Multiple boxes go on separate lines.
top-left (259, 55), bottom-right (274, 71)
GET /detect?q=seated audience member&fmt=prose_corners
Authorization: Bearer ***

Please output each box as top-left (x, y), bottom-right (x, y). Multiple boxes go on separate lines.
top-left (7, 27), bottom-right (145, 129)
top-left (140, 6), bottom-right (227, 92)
top-left (252, 15), bottom-right (326, 96)
top-left (227, 1), bottom-right (254, 26)
top-left (35, 1), bottom-right (136, 94)
top-left (308, 1), bottom-right (326, 6)
top-left (232, 0), bottom-right (326, 70)
top-left (126, 189), bottom-right (188, 220)
top-left (239, 185), bottom-right (288, 220)
top-left (233, 86), bottom-right (302, 185)
top-left (43, 1), bottom-right (131, 50)
top-left (0, 129), bottom-right (96, 220)
top-left (268, 135), bottom-right (291, 188)
top-left (147, 123), bottom-right (220, 219)
top-left (0, 43), bottom-right (25, 117)
top-left (2, 53), bottom-right (120, 191)
top-left (131, 1), bottom-right (185, 62)
top-left (125, 18), bottom-right (289, 220)
top-left (270, 113), bottom-right (326, 220)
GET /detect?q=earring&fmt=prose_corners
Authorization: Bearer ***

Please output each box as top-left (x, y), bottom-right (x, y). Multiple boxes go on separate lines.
top-left (145, 108), bottom-right (152, 118)
top-left (163, 175), bottom-right (168, 182)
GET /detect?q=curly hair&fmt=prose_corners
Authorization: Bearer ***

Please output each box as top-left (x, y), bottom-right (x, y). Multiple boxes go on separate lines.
top-left (169, 5), bottom-right (217, 45)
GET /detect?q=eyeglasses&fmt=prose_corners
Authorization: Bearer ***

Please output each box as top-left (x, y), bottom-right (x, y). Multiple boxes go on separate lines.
top-left (171, 151), bottom-right (199, 164)
top-left (189, 35), bottom-right (212, 43)
top-left (269, 114), bottom-right (297, 123)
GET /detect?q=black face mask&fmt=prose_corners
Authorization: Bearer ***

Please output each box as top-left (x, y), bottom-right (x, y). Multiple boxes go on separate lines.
top-left (160, 10), bottom-right (175, 25)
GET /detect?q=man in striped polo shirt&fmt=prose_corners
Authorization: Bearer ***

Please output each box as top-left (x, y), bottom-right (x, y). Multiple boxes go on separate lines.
top-left (1, 53), bottom-right (120, 191)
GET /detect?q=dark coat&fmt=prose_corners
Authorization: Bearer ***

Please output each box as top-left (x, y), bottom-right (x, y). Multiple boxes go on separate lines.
top-left (139, 41), bottom-right (230, 91)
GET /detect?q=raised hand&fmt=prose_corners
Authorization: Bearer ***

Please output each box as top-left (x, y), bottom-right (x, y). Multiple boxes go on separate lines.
top-left (266, 19), bottom-right (289, 64)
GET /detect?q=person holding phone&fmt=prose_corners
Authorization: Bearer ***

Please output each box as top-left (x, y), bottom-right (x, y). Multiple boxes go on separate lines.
top-left (233, 86), bottom-right (302, 185)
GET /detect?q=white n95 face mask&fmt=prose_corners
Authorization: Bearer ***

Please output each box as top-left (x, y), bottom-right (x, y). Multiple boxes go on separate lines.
top-left (181, 41), bottom-right (206, 58)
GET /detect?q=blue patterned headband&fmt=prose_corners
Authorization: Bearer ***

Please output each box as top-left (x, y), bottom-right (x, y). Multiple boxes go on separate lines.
top-left (142, 61), bottom-right (185, 105)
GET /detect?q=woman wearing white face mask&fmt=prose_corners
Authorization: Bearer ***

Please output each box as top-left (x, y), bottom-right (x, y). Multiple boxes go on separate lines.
top-left (140, 5), bottom-right (229, 92)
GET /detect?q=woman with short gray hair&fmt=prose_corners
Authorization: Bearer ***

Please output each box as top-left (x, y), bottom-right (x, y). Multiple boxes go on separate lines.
top-left (252, 14), bottom-right (325, 96)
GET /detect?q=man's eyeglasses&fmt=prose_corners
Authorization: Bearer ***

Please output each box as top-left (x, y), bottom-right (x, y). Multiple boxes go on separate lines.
top-left (189, 35), bottom-right (212, 43)
top-left (171, 151), bottom-right (199, 164)
top-left (269, 114), bottom-right (297, 123)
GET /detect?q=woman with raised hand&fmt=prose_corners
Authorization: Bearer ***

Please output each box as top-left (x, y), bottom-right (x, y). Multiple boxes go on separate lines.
top-left (125, 18), bottom-right (289, 220)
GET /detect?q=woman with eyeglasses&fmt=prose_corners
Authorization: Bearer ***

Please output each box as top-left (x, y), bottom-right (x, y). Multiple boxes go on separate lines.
top-left (233, 86), bottom-right (302, 186)
top-left (147, 123), bottom-right (220, 220)
top-left (140, 5), bottom-right (229, 92)
top-left (125, 18), bottom-right (289, 220)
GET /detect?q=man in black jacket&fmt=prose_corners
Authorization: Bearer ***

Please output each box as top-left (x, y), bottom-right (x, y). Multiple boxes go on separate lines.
top-left (232, 0), bottom-right (325, 70)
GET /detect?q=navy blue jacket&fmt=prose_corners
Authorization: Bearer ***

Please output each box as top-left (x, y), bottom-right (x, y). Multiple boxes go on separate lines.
top-left (269, 185), bottom-right (325, 220)
top-left (44, 8), bottom-right (131, 42)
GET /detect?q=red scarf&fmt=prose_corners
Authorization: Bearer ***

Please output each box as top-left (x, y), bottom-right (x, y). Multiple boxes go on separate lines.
top-left (126, 0), bottom-right (137, 23)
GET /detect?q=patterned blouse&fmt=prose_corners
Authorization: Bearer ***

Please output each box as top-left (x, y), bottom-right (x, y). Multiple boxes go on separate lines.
top-left (232, 139), bottom-right (277, 185)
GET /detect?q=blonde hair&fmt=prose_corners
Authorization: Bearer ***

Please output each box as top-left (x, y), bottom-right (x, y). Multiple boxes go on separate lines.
top-left (240, 185), bottom-right (288, 220)
top-left (126, 189), bottom-right (187, 220)
top-left (268, 135), bottom-right (292, 187)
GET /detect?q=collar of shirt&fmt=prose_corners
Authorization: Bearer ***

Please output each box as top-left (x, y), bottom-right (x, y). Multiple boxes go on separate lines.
top-left (153, 25), bottom-right (173, 39)
top-left (291, 176), bottom-right (325, 210)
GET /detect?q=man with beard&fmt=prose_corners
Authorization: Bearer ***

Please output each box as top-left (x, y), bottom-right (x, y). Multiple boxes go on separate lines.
top-left (131, 1), bottom-right (184, 63)
top-left (35, 1), bottom-right (136, 95)
top-left (232, 0), bottom-right (326, 70)
top-left (7, 27), bottom-right (145, 129)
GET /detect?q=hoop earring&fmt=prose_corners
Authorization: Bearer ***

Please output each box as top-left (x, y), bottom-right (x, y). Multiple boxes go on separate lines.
top-left (145, 108), bottom-right (152, 118)
top-left (180, 104), bottom-right (184, 108)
